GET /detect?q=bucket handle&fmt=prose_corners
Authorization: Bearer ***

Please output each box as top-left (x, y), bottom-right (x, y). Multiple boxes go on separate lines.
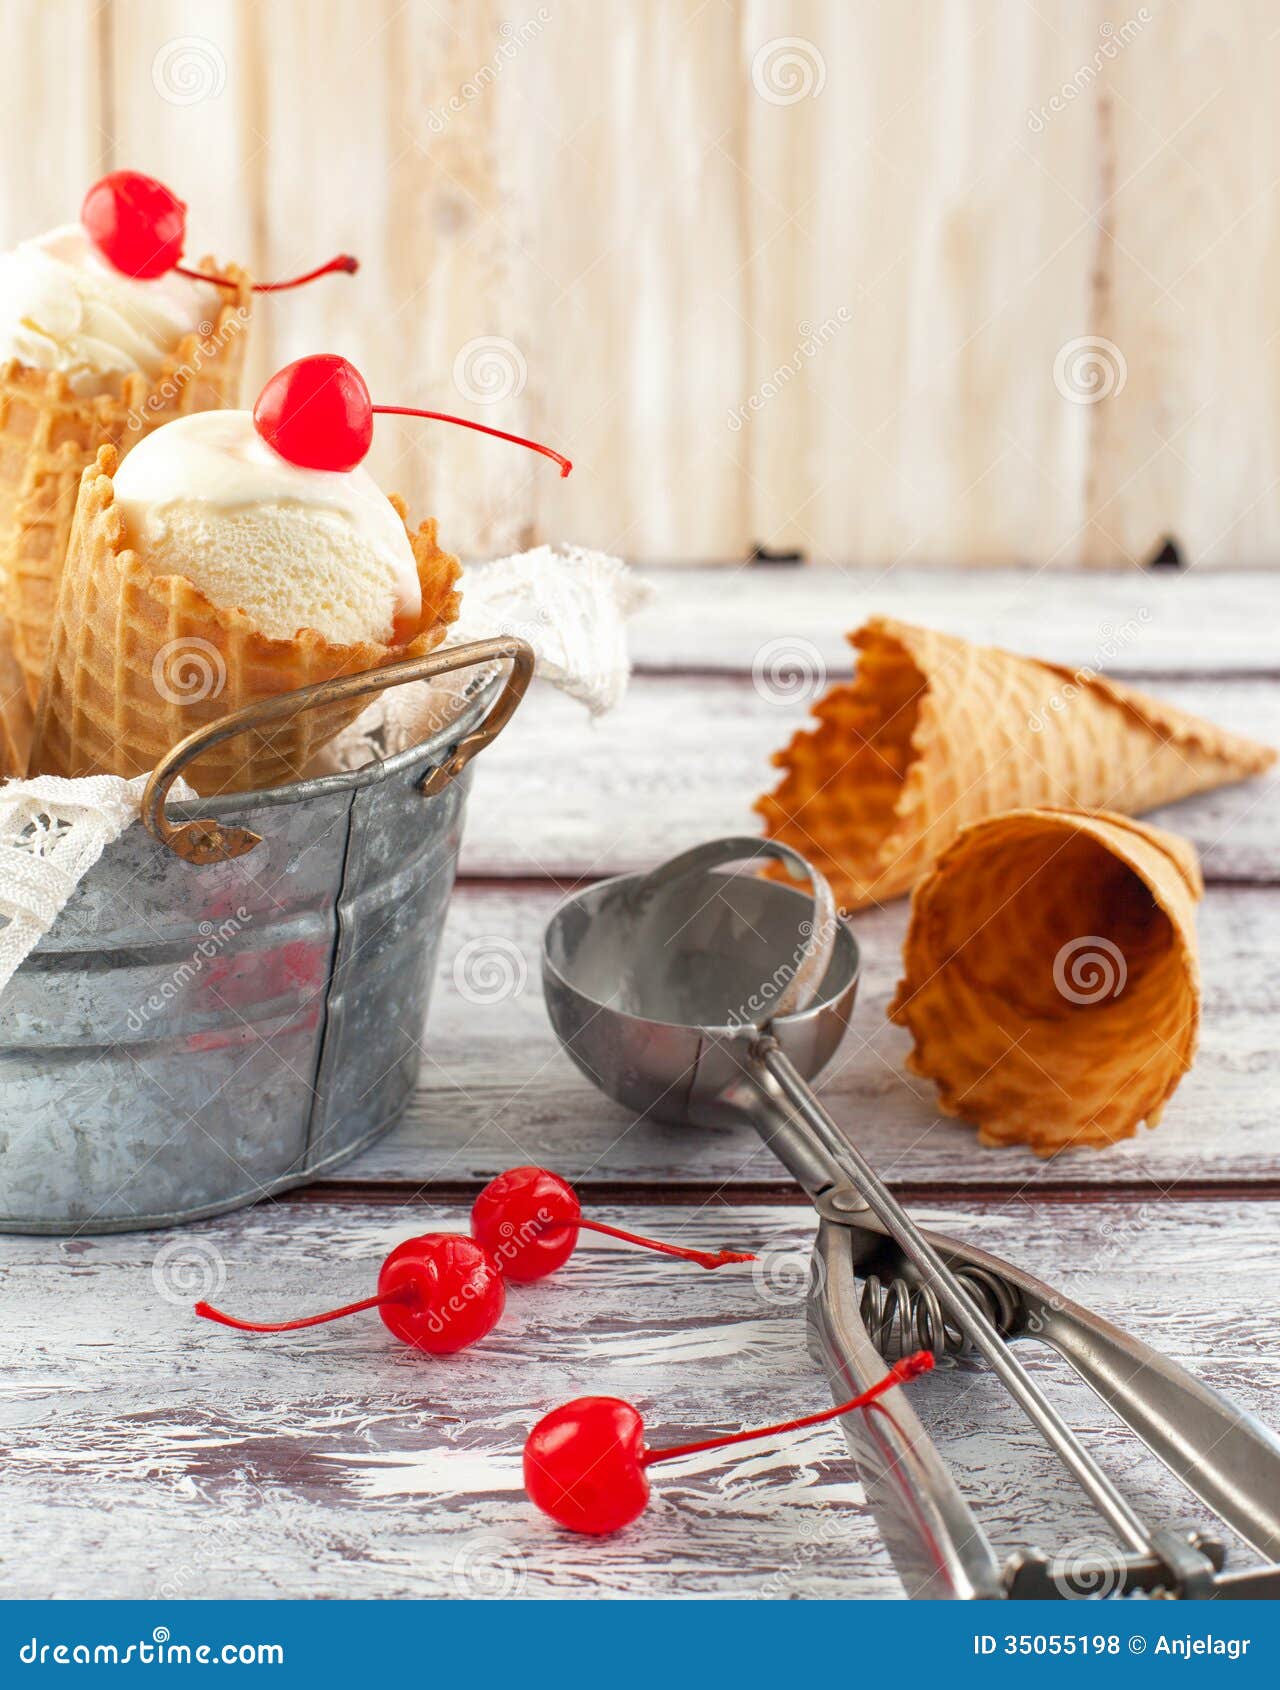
top-left (141, 635), bottom-right (535, 865)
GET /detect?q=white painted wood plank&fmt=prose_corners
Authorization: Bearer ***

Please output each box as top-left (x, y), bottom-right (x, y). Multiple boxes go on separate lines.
top-left (356, 881), bottom-right (1280, 1187)
top-left (2, 1198), bottom-right (1274, 1598)
top-left (108, 2), bottom-right (257, 279)
top-left (625, 566), bottom-right (1280, 673)
top-left (254, 1), bottom-right (544, 558)
top-left (739, 0), bottom-right (1099, 567)
top-left (0, 2), bottom-right (104, 244)
top-left (1091, 1), bottom-right (1280, 569)
top-left (511, 1), bottom-right (750, 560)
top-left (458, 672), bottom-right (1278, 882)
top-left (14, 6), bottom-right (1280, 570)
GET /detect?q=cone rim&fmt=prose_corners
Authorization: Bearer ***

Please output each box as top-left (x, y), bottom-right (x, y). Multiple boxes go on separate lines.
top-left (888, 804), bottom-right (1202, 1154)
top-left (0, 254), bottom-right (252, 422)
top-left (73, 442), bottom-right (460, 663)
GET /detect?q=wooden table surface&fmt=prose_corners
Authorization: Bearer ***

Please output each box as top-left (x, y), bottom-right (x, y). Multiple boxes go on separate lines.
top-left (4, 566), bottom-right (1278, 1600)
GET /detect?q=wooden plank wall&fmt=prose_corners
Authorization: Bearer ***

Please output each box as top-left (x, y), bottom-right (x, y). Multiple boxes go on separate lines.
top-left (1, 0), bottom-right (1275, 568)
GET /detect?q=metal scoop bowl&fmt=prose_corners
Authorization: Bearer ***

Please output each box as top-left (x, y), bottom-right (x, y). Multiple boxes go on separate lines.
top-left (543, 836), bottom-right (1280, 1600)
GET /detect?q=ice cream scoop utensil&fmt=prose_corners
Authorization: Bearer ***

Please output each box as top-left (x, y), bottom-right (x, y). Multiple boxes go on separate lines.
top-left (541, 836), bottom-right (1280, 1599)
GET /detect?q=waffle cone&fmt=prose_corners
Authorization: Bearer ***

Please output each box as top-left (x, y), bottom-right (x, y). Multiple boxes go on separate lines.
top-left (0, 260), bottom-right (252, 704)
top-left (29, 445), bottom-right (462, 795)
top-left (757, 617), bottom-right (1275, 911)
top-left (888, 807), bottom-right (1202, 1154)
top-left (0, 611), bottom-right (32, 778)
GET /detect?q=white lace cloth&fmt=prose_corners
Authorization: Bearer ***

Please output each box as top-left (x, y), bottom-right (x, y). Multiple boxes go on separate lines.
top-left (319, 545), bottom-right (650, 770)
top-left (0, 774), bottom-right (192, 994)
top-left (0, 546), bottom-right (648, 996)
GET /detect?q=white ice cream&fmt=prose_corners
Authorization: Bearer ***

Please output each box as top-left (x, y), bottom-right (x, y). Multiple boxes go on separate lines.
top-left (112, 409), bottom-right (422, 646)
top-left (0, 223), bottom-right (220, 394)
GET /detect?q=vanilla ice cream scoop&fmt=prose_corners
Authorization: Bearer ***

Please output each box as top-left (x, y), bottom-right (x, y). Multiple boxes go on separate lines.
top-left (0, 224), bottom-right (219, 394)
top-left (111, 410), bottom-right (423, 646)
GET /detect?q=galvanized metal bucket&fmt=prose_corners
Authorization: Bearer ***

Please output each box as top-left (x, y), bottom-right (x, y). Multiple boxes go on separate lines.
top-left (0, 637), bottom-right (533, 1235)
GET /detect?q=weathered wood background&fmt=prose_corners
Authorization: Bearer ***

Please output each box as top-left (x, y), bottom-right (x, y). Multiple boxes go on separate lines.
top-left (1, 0), bottom-right (1275, 566)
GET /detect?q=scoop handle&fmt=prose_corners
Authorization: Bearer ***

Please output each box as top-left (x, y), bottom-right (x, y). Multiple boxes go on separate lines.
top-left (971, 1243), bottom-right (1280, 1563)
top-left (771, 1083), bottom-right (1280, 1568)
top-left (141, 636), bottom-right (533, 864)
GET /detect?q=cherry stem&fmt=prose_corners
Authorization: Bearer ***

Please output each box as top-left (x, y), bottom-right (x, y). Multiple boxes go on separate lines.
top-left (641, 1351), bottom-right (936, 1467)
top-left (193, 1289), bottom-right (407, 1334)
top-left (175, 254), bottom-right (359, 293)
top-left (372, 406), bottom-right (573, 477)
top-left (569, 1215), bottom-right (754, 1271)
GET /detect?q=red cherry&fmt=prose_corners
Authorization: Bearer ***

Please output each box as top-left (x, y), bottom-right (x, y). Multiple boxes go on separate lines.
top-left (82, 171), bottom-right (185, 279)
top-left (472, 1164), bottom-right (756, 1283)
top-left (524, 1351), bottom-right (936, 1535)
top-left (524, 1397), bottom-right (650, 1535)
top-left (252, 355), bottom-right (573, 477)
top-left (80, 170), bottom-right (357, 291)
top-left (254, 354), bottom-right (372, 472)
top-left (473, 1165), bottom-right (580, 1282)
top-left (194, 1230), bottom-right (505, 1356)
top-left (377, 1233), bottom-right (505, 1356)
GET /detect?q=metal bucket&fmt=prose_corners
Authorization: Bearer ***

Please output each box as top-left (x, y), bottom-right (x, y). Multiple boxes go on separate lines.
top-left (0, 638), bottom-right (532, 1235)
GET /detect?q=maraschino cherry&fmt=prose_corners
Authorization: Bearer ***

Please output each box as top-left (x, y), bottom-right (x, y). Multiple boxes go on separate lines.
top-left (252, 354), bottom-right (573, 477)
top-left (524, 1351), bottom-right (935, 1535)
top-left (81, 170), bottom-right (357, 292)
top-left (472, 1165), bottom-right (755, 1283)
top-left (195, 1170), bottom-right (752, 1355)
top-left (195, 1232), bottom-right (504, 1356)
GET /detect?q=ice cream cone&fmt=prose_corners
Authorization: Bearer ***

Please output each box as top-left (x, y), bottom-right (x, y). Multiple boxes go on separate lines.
top-left (757, 617), bottom-right (1275, 911)
top-left (0, 260), bottom-right (252, 704)
top-left (0, 610), bottom-right (32, 778)
top-left (888, 807), bottom-right (1202, 1154)
top-left (28, 446), bottom-right (462, 795)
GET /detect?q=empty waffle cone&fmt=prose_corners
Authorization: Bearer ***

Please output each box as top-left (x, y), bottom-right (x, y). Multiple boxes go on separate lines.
top-left (0, 610), bottom-right (32, 778)
top-left (0, 261), bottom-right (252, 705)
top-left (757, 618), bottom-right (1275, 911)
top-left (29, 445), bottom-right (462, 795)
top-left (888, 807), bottom-right (1202, 1155)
